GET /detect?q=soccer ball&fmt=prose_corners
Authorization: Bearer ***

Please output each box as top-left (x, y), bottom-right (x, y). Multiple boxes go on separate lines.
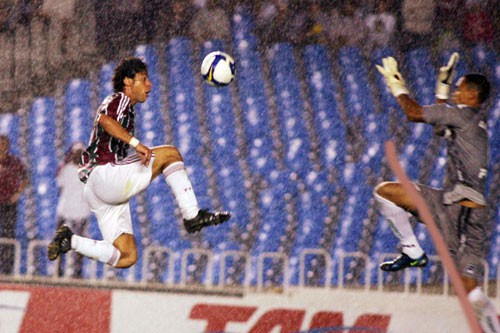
top-left (200, 51), bottom-right (235, 87)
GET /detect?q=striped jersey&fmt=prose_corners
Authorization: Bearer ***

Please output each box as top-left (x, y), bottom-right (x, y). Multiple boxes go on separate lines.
top-left (79, 92), bottom-right (135, 183)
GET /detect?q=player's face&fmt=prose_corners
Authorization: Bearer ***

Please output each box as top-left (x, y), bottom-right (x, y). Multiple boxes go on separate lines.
top-left (129, 71), bottom-right (152, 105)
top-left (451, 77), bottom-right (475, 106)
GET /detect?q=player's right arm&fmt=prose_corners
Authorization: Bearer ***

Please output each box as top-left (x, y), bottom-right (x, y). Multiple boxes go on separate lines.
top-left (435, 52), bottom-right (459, 105)
top-left (98, 114), bottom-right (152, 166)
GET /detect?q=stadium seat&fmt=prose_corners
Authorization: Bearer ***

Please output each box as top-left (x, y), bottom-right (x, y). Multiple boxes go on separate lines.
top-left (28, 98), bottom-right (59, 276)
top-left (267, 43), bottom-right (313, 179)
top-left (303, 44), bottom-right (347, 172)
top-left (64, 79), bottom-right (94, 150)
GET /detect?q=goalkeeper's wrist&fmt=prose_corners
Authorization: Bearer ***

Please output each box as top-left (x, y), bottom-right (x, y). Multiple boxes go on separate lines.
top-left (129, 137), bottom-right (140, 148)
top-left (435, 82), bottom-right (450, 100)
top-left (391, 85), bottom-right (409, 97)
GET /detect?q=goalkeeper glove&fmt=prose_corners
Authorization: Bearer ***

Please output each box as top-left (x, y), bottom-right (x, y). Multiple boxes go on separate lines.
top-left (435, 52), bottom-right (459, 100)
top-left (376, 57), bottom-right (409, 97)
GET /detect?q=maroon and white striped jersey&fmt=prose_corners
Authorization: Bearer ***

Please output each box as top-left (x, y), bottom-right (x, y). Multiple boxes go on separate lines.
top-left (78, 92), bottom-right (135, 183)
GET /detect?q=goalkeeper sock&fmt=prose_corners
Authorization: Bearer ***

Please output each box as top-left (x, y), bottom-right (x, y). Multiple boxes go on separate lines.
top-left (163, 161), bottom-right (199, 220)
top-left (374, 191), bottom-right (424, 259)
top-left (468, 287), bottom-right (500, 333)
top-left (71, 235), bottom-right (120, 267)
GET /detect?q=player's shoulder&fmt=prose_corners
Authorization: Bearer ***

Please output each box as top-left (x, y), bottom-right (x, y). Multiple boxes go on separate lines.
top-left (100, 92), bottom-right (131, 113)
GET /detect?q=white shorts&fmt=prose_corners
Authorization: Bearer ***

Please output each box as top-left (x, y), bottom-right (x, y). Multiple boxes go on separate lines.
top-left (83, 155), bottom-right (154, 243)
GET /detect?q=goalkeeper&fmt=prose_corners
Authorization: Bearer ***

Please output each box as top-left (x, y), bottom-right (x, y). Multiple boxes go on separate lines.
top-left (375, 53), bottom-right (499, 332)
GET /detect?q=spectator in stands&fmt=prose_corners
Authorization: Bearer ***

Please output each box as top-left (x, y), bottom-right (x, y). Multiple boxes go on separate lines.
top-left (0, 1), bottom-right (15, 32)
top-left (325, 1), bottom-right (367, 50)
top-left (95, 0), bottom-right (144, 61)
top-left (365, 0), bottom-right (396, 52)
top-left (462, 1), bottom-right (494, 47)
top-left (376, 53), bottom-right (499, 332)
top-left (146, 0), bottom-right (195, 43)
top-left (303, 0), bottom-right (330, 45)
top-left (0, 135), bottom-right (27, 275)
top-left (399, 0), bottom-right (436, 51)
top-left (433, 16), bottom-right (463, 57)
top-left (253, 0), bottom-right (308, 47)
top-left (190, 0), bottom-right (231, 45)
top-left (47, 57), bottom-right (230, 269)
top-left (55, 142), bottom-right (90, 278)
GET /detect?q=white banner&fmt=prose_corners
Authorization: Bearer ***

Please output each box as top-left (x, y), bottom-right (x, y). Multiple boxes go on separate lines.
top-left (111, 288), bottom-right (471, 333)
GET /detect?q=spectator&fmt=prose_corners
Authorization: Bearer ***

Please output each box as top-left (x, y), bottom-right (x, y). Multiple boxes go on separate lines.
top-left (326, 1), bottom-right (367, 50)
top-left (0, 135), bottom-right (27, 275)
top-left (303, 0), bottom-right (330, 45)
top-left (254, 0), bottom-right (309, 46)
top-left (433, 17), bottom-right (462, 56)
top-left (146, 0), bottom-right (195, 43)
top-left (0, 1), bottom-right (15, 32)
top-left (55, 142), bottom-right (91, 278)
top-left (399, 0), bottom-right (436, 51)
top-left (365, 0), bottom-right (396, 52)
top-left (190, 0), bottom-right (231, 45)
top-left (462, 1), bottom-right (494, 47)
top-left (95, 0), bottom-right (144, 61)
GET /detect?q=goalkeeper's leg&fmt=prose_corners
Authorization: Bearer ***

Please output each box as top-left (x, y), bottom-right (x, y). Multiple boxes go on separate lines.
top-left (468, 287), bottom-right (500, 333)
top-left (374, 182), bottom-right (427, 271)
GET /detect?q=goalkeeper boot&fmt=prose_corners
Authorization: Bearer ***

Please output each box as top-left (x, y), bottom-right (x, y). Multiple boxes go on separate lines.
top-left (48, 225), bottom-right (73, 261)
top-left (183, 209), bottom-right (231, 234)
top-left (380, 253), bottom-right (428, 272)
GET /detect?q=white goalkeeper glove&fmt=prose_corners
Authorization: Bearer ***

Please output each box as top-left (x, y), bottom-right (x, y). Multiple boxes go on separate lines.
top-left (435, 52), bottom-right (459, 100)
top-left (376, 57), bottom-right (409, 98)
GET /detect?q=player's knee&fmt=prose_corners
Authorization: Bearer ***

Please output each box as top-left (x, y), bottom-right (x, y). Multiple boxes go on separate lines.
top-left (374, 182), bottom-right (402, 202)
top-left (154, 145), bottom-right (183, 164)
top-left (116, 249), bottom-right (138, 268)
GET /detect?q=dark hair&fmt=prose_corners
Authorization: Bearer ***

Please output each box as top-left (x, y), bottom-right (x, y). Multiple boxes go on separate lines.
top-left (112, 57), bottom-right (148, 93)
top-left (463, 73), bottom-right (491, 104)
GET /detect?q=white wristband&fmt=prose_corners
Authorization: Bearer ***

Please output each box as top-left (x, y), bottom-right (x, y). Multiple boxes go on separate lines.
top-left (129, 137), bottom-right (140, 148)
top-left (435, 82), bottom-right (450, 100)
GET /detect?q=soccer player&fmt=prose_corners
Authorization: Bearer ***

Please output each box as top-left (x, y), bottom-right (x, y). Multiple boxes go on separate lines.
top-left (48, 57), bottom-right (230, 269)
top-left (376, 54), bottom-right (499, 332)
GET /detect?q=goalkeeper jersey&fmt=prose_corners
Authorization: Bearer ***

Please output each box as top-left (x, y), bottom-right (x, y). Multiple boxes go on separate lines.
top-left (422, 103), bottom-right (489, 205)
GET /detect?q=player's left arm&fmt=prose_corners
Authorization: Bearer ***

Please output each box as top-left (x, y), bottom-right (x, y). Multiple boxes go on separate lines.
top-left (396, 95), bottom-right (425, 122)
top-left (376, 57), bottom-right (425, 123)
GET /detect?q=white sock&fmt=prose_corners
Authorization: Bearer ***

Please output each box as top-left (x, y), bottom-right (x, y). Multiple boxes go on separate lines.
top-left (163, 161), bottom-right (199, 220)
top-left (468, 287), bottom-right (500, 333)
top-left (71, 235), bottom-right (121, 267)
top-left (374, 191), bottom-right (424, 259)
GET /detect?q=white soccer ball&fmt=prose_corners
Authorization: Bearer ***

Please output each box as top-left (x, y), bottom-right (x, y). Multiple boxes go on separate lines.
top-left (200, 51), bottom-right (235, 87)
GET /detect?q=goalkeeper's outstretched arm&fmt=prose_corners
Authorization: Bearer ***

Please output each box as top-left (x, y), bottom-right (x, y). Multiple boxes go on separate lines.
top-left (395, 95), bottom-right (424, 123)
top-left (376, 56), bottom-right (425, 123)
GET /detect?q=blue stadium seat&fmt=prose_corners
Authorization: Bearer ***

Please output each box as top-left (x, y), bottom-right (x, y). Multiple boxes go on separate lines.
top-left (338, 46), bottom-right (376, 120)
top-left (98, 62), bottom-right (115, 102)
top-left (64, 79), bottom-right (93, 150)
top-left (28, 97), bottom-right (59, 276)
top-left (471, 44), bottom-right (496, 75)
top-left (288, 170), bottom-right (333, 285)
top-left (134, 44), bottom-right (166, 148)
top-left (199, 39), bottom-right (251, 248)
top-left (303, 44), bottom-right (347, 172)
top-left (267, 43), bottom-right (313, 178)
top-left (233, 31), bottom-right (279, 181)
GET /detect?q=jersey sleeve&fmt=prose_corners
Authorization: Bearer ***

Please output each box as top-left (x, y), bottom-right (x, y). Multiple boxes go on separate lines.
top-left (422, 104), bottom-right (468, 128)
top-left (98, 93), bottom-right (130, 121)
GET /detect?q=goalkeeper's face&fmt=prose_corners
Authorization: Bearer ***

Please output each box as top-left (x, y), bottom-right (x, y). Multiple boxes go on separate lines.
top-left (451, 77), bottom-right (476, 107)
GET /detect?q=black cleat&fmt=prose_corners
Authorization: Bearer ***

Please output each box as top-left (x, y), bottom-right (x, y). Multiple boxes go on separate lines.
top-left (48, 225), bottom-right (74, 261)
top-left (380, 253), bottom-right (428, 272)
top-left (183, 209), bottom-right (231, 234)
